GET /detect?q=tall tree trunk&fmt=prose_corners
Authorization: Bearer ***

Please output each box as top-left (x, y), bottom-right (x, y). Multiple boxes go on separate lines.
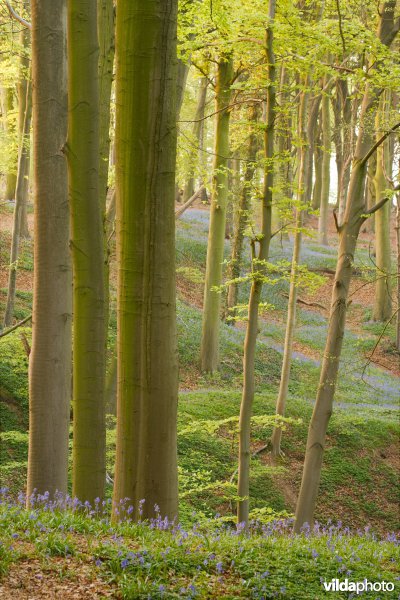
top-left (225, 105), bottom-right (258, 321)
top-left (2, 82), bottom-right (32, 330)
top-left (337, 79), bottom-right (352, 225)
top-left (271, 87), bottom-right (309, 457)
top-left (312, 116), bottom-right (323, 210)
top-left (237, 1), bottom-right (276, 527)
top-left (27, 0), bottom-right (71, 499)
top-left (373, 95), bottom-right (392, 321)
top-left (18, 4), bottom-right (31, 239)
top-left (364, 153), bottom-right (377, 233)
top-left (396, 181), bottom-right (400, 351)
top-left (4, 87), bottom-right (17, 200)
top-left (318, 86), bottom-right (331, 245)
top-left (294, 0), bottom-right (398, 532)
top-left (332, 82), bottom-right (343, 209)
top-left (305, 94), bottom-right (322, 206)
top-left (113, 0), bottom-right (179, 521)
top-left (183, 77), bottom-right (208, 202)
top-left (67, 0), bottom-right (106, 504)
top-left (200, 56), bottom-right (233, 373)
top-left (98, 0), bottom-right (115, 360)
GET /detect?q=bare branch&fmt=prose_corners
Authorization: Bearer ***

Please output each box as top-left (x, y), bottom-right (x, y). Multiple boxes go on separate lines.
top-left (361, 184), bottom-right (400, 220)
top-left (3, 1), bottom-right (31, 29)
top-left (175, 187), bottom-right (206, 219)
top-left (361, 122), bottom-right (400, 166)
top-left (0, 314), bottom-right (32, 338)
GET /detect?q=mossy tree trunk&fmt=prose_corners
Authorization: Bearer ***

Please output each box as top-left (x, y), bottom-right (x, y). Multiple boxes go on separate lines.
top-left (67, 0), bottom-right (106, 504)
top-left (237, 1), bottom-right (276, 527)
top-left (112, 0), bottom-right (179, 521)
top-left (27, 0), bottom-right (71, 499)
top-left (4, 87), bottom-right (17, 200)
top-left (373, 94), bottom-right (392, 321)
top-left (200, 56), bottom-right (234, 373)
top-left (294, 0), bottom-right (398, 532)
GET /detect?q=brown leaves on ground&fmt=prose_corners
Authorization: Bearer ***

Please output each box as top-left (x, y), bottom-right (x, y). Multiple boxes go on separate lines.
top-left (0, 540), bottom-right (119, 600)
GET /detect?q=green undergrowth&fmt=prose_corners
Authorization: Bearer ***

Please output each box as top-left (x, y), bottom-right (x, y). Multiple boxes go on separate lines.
top-left (0, 498), bottom-right (399, 599)
top-left (1, 389), bottom-right (399, 534)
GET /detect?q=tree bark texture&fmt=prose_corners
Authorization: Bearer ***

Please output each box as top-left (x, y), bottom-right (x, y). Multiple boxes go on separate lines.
top-left (27, 0), bottom-right (71, 499)
top-left (67, 0), bottom-right (106, 503)
top-left (112, 0), bottom-right (179, 521)
top-left (200, 56), bottom-right (233, 373)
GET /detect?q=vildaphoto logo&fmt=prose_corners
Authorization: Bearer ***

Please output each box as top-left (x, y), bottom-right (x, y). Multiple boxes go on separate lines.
top-left (323, 578), bottom-right (395, 594)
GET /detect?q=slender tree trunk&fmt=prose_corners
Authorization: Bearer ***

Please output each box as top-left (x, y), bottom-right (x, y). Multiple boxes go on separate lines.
top-left (273, 65), bottom-right (291, 238)
top-left (3, 82), bottom-right (32, 330)
top-left (271, 88), bottom-right (309, 457)
top-left (364, 153), bottom-right (377, 233)
top-left (113, 0), bottom-right (179, 521)
top-left (200, 56), bottom-right (233, 373)
top-left (337, 79), bottom-right (352, 225)
top-left (183, 77), bottom-right (208, 202)
top-left (318, 87), bottom-right (331, 245)
top-left (396, 183), bottom-right (400, 351)
top-left (294, 0), bottom-right (398, 532)
top-left (312, 118), bottom-right (323, 210)
top-left (332, 82), bottom-right (343, 209)
top-left (4, 87), bottom-right (17, 200)
top-left (67, 0), bottom-right (106, 504)
top-left (226, 105), bottom-right (258, 321)
top-left (27, 0), bottom-right (71, 499)
top-left (237, 2), bottom-right (276, 527)
top-left (98, 0), bottom-right (115, 361)
top-left (373, 96), bottom-right (392, 321)
top-left (305, 94), bottom-right (322, 205)
top-left (18, 5), bottom-right (31, 239)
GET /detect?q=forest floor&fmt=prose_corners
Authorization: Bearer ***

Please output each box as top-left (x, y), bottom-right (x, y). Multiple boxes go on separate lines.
top-left (0, 202), bottom-right (399, 598)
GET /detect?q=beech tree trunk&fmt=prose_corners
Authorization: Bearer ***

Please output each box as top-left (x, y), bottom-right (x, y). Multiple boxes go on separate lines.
top-left (226, 104), bottom-right (258, 321)
top-left (318, 87), bottom-right (331, 245)
top-left (312, 118), bottom-right (323, 211)
top-left (27, 0), bottom-right (71, 499)
top-left (67, 0), bottom-right (106, 503)
top-left (183, 77), bottom-right (208, 202)
top-left (200, 56), bottom-right (234, 373)
top-left (237, 2), bottom-right (276, 527)
top-left (98, 0), bottom-right (115, 360)
top-left (271, 88), bottom-right (308, 457)
top-left (3, 82), bottom-right (32, 330)
top-left (112, 0), bottom-right (179, 521)
top-left (17, 4), bottom-right (31, 240)
top-left (294, 0), bottom-right (398, 532)
top-left (373, 95), bottom-right (392, 321)
top-left (4, 87), bottom-right (17, 200)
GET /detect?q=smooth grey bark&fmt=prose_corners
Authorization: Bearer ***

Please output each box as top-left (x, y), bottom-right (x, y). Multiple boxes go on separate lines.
top-left (27, 0), bottom-right (71, 499)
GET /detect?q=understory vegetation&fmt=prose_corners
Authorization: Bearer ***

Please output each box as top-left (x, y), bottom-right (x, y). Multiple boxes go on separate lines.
top-left (1, 203), bottom-right (399, 597)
